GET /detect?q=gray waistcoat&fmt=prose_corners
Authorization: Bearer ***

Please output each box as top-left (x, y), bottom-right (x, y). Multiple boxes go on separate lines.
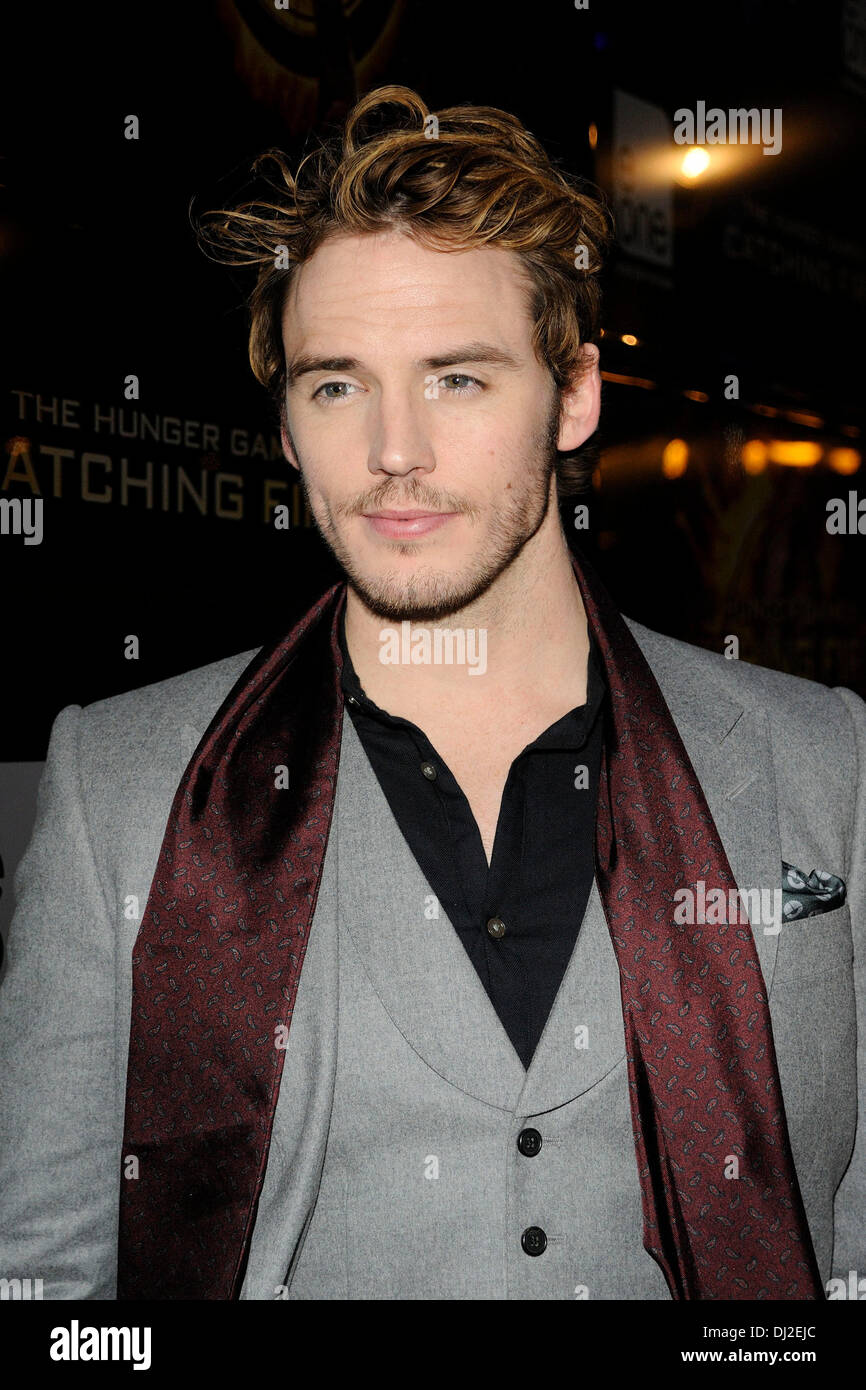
top-left (240, 713), bottom-right (670, 1299)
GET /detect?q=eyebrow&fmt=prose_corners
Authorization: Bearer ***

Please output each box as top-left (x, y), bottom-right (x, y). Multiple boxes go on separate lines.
top-left (285, 340), bottom-right (523, 387)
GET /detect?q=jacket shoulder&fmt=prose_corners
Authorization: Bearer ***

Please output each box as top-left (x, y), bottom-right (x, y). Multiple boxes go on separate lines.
top-left (81, 646), bottom-right (262, 735)
top-left (627, 615), bottom-right (856, 715)
top-left (65, 646), bottom-right (263, 808)
top-left (625, 616), bottom-right (862, 774)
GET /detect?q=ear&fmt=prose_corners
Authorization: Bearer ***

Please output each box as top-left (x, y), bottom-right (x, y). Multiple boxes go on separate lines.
top-left (557, 343), bottom-right (601, 453)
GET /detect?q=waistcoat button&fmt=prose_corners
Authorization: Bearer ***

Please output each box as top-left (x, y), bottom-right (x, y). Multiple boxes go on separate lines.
top-left (521, 1226), bottom-right (547, 1256)
top-left (517, 1128), bottom-right (542, 1157)
top-left (420, 761), bottom-right (437, 780)
top-left (486, 916), bottom-right (506, 939)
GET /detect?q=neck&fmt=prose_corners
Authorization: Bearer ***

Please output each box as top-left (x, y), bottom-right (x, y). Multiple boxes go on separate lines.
top-left (342, 500), bottom-right (590, 724)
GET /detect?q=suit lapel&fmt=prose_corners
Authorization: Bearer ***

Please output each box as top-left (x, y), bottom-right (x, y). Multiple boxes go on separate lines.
top-left (337, 713), bottom-right (527, 1110)
top-left (626, 620), bottom-right (781, 990)
top-left (517, 878), bottom-right (627, 1113)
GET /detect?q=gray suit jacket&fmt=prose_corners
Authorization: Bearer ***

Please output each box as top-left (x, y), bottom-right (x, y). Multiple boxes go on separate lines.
top-left (1, 618), bottom-right (863, 1298)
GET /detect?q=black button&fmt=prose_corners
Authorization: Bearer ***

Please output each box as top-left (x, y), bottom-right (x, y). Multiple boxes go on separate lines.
top-left (517, 1128), bottom-right (542, 1157)
top-left (486, 916), bottom-right (506, 939)
top-left (420, 761), bottom-right (437, 780)
top-left (521, 1226), bottom-right (547, 1256)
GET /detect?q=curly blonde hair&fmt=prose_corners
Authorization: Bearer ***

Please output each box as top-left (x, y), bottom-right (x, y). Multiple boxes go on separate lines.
top-left (195, 84), bottom-right (613, 495)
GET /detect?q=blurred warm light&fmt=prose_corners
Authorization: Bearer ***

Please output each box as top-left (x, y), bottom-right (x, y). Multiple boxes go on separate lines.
top-left (662, 438), bottom-right (688, 478)
top-left (750, 403), bottom-right (779, 417)
top-left (742, 440), bottom-right (768, 474)
top-left (588, 122), bottom-right (598, 149)
top-left (591, 466), bottom-right (603, 489)
top-left (785, 409), bottom-right (824, 428)
top-left (600, 371), bottom-right (657, 390)
top-left (680, 148), bottom-right (710, 179)
top-left (827, 447), bottom-right (861, 475)
top-left (841, 424), bottom-right (861, 438)
top-left (682, 389), bottom-right (709, 402)
top-left (661, 132), bottom-right (792, 188)
top-left (767, 440), bottom-right (822, 467)
top-left (621, 333), bottom-right (639, 346)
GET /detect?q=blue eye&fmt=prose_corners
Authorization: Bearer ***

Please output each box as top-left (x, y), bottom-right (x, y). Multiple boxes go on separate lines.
top-left (313, 381), bottom-right (356, 401)
top-left (441, 374), bottom-right (482, 393)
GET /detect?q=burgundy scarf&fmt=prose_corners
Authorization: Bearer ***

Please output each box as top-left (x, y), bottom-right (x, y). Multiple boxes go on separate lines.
top-left (117, 551), bottom-right (822, 1300)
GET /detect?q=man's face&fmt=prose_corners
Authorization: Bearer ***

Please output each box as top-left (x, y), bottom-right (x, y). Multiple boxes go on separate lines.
top-left (280, 229), bottom-right (597, 622)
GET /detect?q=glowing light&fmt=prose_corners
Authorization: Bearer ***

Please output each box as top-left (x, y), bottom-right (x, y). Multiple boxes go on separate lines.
top-left (742, 440), bottom-right (768, 475)
top-left (681, 148), bottom-right (710, 179)
top-left (600, 371), bottom-right (657, 390)
top-left (621, 333), bottom-right (639, 346)
top-left (588, 123), bottom-right (598, 149)
top-left (662, 438), bottom-right (688, 478)
top-left (827, 448), bottom-right (861, 475)
top-left (750, 403), bottom-right (779, 418)
top-left (682, 389), bottom-right (709, 402)
top-left (767, 440), bottom-right (822, 467)
top-left (784, 410), bottom-right (824, 429)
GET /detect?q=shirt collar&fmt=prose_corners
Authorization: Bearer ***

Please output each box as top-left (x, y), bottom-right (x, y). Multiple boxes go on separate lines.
top-left (337, 603), bottom-right (606, 749)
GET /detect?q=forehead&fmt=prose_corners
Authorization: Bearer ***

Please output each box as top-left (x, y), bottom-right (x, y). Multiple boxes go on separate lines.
top-left (281, 229), bottom-right (535, 347)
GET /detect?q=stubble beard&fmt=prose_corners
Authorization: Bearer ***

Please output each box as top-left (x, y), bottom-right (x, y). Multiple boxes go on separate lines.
top-left (291, 397), bottom-right (562, 623)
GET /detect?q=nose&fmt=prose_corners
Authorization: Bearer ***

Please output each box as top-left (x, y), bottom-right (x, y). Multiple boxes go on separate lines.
top-left (366, 382), bottom-right (435, 478)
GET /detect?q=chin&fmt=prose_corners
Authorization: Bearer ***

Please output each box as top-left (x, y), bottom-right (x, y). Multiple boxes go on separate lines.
top-left (348, 557), bottom-right (499, 624)
top-left (358, 594), bottom-right (470, 624)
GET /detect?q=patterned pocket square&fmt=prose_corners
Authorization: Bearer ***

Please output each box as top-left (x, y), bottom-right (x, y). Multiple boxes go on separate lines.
top-left (781, 860), bottom-right (847, 920)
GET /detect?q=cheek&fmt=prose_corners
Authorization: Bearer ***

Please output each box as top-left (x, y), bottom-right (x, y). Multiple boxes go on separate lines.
top-left (291, 420), bottom-right (354, 482)
top-left (478, 427), bottom-right (543, 482)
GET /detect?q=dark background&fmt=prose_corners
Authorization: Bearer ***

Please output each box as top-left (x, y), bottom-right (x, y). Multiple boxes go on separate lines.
top-left (2, 0), bottom-right (864, 760)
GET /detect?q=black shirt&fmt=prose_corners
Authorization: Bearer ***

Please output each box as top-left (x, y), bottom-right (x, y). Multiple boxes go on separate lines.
top-left (337, 607), bottom-right (607, 1069)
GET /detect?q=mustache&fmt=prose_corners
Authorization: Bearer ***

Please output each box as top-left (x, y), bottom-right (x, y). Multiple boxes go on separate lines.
top-left (295, 469), bottom-right (456, 518)
top-left (342, 483), bottom-right (467, 517)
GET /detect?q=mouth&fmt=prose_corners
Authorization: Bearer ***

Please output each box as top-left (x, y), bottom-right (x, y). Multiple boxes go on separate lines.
top-left (361, 509), bottom-right (457, 539)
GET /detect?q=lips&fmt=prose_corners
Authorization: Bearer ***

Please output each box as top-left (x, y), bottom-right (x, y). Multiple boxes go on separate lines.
top-left (362, 509), bottom-right (456, 538)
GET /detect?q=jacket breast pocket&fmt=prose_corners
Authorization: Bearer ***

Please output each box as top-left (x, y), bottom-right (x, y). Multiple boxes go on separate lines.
top-left (770, 903), bottom-right (853, 987)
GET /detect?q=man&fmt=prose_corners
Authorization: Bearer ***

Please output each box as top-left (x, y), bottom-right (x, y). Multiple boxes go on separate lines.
top-left (0, 85), bottom-right (862, 1302)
